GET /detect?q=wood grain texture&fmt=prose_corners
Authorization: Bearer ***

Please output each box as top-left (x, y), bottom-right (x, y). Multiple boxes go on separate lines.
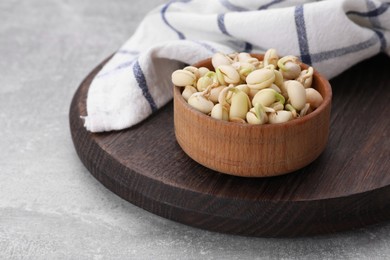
top-left (174, 55), bottom-right (332, 177)
top-left (69, 54), bottom-right (390, 237)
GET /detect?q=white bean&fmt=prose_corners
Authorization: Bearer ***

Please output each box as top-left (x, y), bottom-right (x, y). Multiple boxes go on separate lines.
top-left (172, 70), bottom-right (196, 87)
top-left (268, 111), bottom-right (293, 124)
top-left (305, 88), bottom-right (323, 108)
top-left (285, 80), bottom-right (306, 110)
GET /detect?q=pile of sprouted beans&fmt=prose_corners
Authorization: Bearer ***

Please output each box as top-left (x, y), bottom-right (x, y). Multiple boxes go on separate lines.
top-left (171, 49), bottom-right (323, 124)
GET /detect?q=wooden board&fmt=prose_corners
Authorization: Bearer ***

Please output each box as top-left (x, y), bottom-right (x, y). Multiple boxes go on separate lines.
top-left (69, 54), bottom-right (390, 237)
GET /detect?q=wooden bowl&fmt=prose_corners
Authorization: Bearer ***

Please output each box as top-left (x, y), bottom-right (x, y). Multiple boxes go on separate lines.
top-left (173, 54), bottom-right (332, 177)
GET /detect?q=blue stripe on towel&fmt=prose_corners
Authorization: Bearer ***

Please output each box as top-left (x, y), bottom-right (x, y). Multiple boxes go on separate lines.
top-left (133, 60), bottom-right (158, 112)
top-left (294, 5), bottom-right (312, 65)
top-left (161, 1), bottom-right (186, 40)
top-left (366, 0), bottom-right (381, 27)
top-left (217, 13), bottom-right (231, 36)
top-left (258, 0), bottom-right (285, 10)
top-left (366, 0), bottom-right (387, 52)
top-left (243, 42), bottom-right (253, 53)
top-left (346, 2), bottom-right (389, 17)
top-left (96, 59), bottom-right (136, 78)
top-left (345, 1), bottom-right (387, 52)
top-left (310, 34), bottom-right (378, 63)
top-left (219, 0), bottom-right (248, 12)
top-left (374, 29), bottom-right (387, 52)
top-left (117, 50), bottom-right (140, 55)
top-left (217, 13), bottom-right (252, 53)
top-left (191, 40), bottom-right (218, 54)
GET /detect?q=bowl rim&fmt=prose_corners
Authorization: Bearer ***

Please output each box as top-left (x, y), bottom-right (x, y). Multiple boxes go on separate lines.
top-left (174, 53), bottom-right (332, 130)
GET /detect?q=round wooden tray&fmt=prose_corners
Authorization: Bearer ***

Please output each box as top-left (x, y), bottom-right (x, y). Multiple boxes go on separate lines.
top-left (70, 54), bottom-right (390, 237)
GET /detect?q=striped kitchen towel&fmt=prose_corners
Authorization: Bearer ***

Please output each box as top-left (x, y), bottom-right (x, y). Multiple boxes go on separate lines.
top-left (83, 0), bottom-right (390, 132)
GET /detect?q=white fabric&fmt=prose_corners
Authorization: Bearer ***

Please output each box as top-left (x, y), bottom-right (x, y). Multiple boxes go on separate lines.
top-left (83, 0), bottom-right (390, 132)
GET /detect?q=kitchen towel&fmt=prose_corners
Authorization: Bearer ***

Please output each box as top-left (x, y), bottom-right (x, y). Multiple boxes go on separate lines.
top-left (82, 0), bottom-right (390, 132)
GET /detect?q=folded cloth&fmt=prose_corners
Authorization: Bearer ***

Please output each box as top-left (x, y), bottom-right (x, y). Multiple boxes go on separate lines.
top-left (82, 0), bottom-right (390, 132)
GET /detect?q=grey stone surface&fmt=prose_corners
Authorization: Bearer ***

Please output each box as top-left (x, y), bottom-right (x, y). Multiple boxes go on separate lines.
top-left (0, 0), bottom-right (389, 259)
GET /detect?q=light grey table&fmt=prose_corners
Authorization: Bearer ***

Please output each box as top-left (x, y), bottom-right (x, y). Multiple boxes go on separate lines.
top-left (1, 1), bottom-right (389, 259)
